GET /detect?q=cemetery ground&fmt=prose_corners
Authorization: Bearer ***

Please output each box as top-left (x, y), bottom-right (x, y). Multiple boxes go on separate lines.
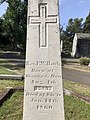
top-left (0, 58), bottom-right (90, 119)
top-left (62, 58), bottom-right (90, 73)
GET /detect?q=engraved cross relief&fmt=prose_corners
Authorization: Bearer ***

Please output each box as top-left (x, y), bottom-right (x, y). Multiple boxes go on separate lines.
top-left (29, 4), bottom-right (57, 48)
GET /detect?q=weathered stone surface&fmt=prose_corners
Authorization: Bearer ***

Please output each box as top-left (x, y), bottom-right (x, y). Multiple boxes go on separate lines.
top-left (23, 0), bottom-right (64, 120)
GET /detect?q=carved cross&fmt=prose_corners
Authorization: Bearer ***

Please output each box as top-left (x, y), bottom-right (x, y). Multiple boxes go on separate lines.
top-left (30, 4), bottom-right (57, 48)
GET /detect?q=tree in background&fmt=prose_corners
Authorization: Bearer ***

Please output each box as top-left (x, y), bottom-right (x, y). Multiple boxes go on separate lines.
top-left (0, 18), bottom-right (4, 44)
top-left (83, 12), bottom-right (90, 33)
top-left (61, 18), bottom-right (83, 52)
top-left (0, 1), bottom-right (90, 54)
top-left (0, 17), bottom-right (10, 47)
top-left (0, 0), bottom-right (27, 51)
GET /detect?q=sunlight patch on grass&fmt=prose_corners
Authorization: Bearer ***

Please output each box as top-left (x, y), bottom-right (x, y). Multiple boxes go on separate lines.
top-left (0, 80), bottom-right (23, 92)
top-left (64, 80), bottom-right (90, 97)
top-left (0, 66), bottom-right (15, 74)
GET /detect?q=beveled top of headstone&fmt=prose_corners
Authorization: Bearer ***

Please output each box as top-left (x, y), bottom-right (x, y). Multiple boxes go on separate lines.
top-left (23, 0), bottom-right (64, 120)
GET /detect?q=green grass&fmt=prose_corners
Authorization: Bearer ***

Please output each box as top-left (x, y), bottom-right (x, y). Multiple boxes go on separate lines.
top-left (0, 59), bottom-right (24, 74)
top-left (0, 59), bottom-right (90, 120)
top-left (65, 95), bottom-right (90, 120)
top-left (0, 80), bottom-right (23, 92)
top-left (0, 59), bottom-right (17, 74)
top-left (0, 92), bottom-right (23, 120)
top-left (0, 66), bottom-right (15, 74)
top-left (0, 92), bottom-right (90, 120)
top-left (64, 80), bottom-right (90, 97)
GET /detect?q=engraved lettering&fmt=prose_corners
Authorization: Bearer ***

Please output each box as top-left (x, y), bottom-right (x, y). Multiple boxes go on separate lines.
top-left (34, 86), bottom-right (53, 91)
top-left (25, 92), bottom-right (61, 97)
top-left (50, 74), bottom-right (61, 78)
top-left (31, 98), bottom-right (58, 103)
top-left (31, 68), bottom-right (45, 72)
top-left (25, 61), bottom-right (60, 66)
top-left (48, 80), bottom-right (57, 85)
top-left (31, 80), bottom-right (44, 84)
top-left (37, 105), bottom-right (54, 110)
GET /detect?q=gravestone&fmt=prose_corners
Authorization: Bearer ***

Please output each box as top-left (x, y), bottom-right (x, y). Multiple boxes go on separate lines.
top-left (23, 0), bottom-right (64, 120)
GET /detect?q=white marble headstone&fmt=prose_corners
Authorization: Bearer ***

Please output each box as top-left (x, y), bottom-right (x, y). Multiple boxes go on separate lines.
top-left (23, 0), bottom-right (64, 120)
